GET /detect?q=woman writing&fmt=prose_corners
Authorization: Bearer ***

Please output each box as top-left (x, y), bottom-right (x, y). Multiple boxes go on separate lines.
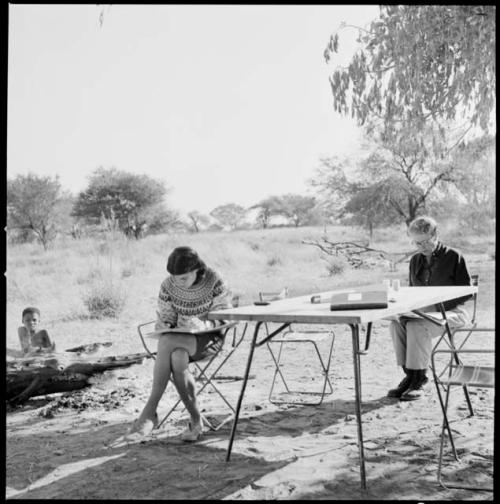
top-left (129, 246), bottom-right (232, 441)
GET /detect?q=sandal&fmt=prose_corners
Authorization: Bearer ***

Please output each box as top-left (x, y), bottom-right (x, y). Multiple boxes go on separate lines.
top-left (180, 421), bottom-right (203, 442)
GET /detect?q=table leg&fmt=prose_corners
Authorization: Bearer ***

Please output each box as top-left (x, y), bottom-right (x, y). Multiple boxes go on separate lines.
top-left (225, 321), bottom-right (263, 462)
top-left (350, 323), bottom-right (366, 490)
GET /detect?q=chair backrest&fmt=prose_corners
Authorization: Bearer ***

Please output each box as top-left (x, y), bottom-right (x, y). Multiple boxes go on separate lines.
top-left (259, 287), bottom-right (288, 303)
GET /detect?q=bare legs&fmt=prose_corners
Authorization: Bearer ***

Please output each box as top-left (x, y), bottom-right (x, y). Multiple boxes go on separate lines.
top-left (171, 349), bottom-right (201, 425)
top-left (134, 334), bottom-right (198, 430)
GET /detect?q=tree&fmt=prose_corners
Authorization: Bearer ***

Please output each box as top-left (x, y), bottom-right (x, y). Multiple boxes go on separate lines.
top-left (273, 194), bottom-right (317, 227)
top-left (311, 119), bottom-right (466, 228)
top-left (145, 206), bottom-right (182, 235)
top-left (450, 135), bottom-right (495, 210)
top-left (209, 203), bottom-right (247, 230)
top-left (444, 134), bottom-right (496, 234)
top-left (7, 174), bottom-right (66, 249)
top-left (187, 211), bottom-right (210, 233)
top-left (72, 167), bottom-right (170, 239)
top-left (342, 181), bottom-right (401, 239)
top-left (324, 5), bottom-right (496, 133)
top-left (249, 196), bottom-right (283, 229)
top-left (361, 124), bottom-right (461, 225)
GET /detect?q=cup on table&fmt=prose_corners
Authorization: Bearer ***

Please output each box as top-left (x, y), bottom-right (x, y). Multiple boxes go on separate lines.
top-left (382, 279), bottom-right (392, 290)
top-left (392, 279), bottom-right (401, 291)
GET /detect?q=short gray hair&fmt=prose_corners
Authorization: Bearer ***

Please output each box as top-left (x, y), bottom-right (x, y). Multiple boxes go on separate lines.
top-left (408, 216), bottom-right (438, 235)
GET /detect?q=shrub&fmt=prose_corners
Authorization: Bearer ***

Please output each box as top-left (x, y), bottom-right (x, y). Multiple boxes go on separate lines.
top-left (76, 268), bottom-right (103, 285)
top-left (82, 280), bottom-right (126, 319)
top-left (325, 256), bottom-right (347, 276)
top-left (267, 255), bottom-right (281, 267)
top-left (121, 266), bottom-right (134, 278)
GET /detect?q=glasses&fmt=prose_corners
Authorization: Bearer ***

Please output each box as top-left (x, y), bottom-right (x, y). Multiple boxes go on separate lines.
top-left (411, 236), bottom-right (437, 247)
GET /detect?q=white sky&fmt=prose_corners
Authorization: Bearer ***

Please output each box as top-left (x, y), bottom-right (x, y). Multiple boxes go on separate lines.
top-left (7, 4), bottom-right (380, 215)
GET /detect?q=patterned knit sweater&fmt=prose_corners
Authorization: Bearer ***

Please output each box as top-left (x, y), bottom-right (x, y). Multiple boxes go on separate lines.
top-left (157, 268), bottom-right (232, 328)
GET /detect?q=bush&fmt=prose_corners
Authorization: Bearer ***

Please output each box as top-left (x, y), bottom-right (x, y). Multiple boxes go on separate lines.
top-left (325, 256), bottom-right (348, 276)
top-left (266, 255), bottom-right (281, 267)
top-left (7, 228), bottom-right (38, 245)
top-left (121, 266), bottom-right (134, 278)
top-left (82, 280), bottom-right (126, 319)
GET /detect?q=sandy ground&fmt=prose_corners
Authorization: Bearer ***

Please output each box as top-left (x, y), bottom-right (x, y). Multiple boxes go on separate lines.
top-left (6, 321), bottom-right (494, 500)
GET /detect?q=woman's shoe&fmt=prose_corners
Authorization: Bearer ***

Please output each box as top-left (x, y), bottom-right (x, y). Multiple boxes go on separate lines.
top-left (127, 413), bottom-right (159, 436)
top-left (180, 421), bottom-right (203, 442)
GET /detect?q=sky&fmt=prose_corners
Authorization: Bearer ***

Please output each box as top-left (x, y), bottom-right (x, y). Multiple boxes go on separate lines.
top-left (7, 4), bottom-right (380, 215)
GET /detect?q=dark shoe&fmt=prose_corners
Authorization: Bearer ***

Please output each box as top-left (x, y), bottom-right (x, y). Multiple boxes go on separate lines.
top-left (387, 366), bottom-right (411, 398)
top-left (400, 370), bottom-right (429, 401)
top-left (387, 374), bottom-right (413, 398)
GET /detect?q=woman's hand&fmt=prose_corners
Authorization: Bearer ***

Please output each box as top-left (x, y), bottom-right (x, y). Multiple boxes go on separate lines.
top-left (154, 321), bottom-right (171, 331)
top-left (178, 317), bottom-right (207, 332)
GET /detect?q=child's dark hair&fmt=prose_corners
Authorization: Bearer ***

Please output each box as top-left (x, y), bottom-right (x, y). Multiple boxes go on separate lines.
top-left (22, 306), bottom-right (41, 319)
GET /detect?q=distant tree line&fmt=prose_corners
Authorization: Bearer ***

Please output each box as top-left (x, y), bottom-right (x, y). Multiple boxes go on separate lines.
top-left (7, 127), bottom-right (495, 248)
top-left (7, 6), bottom-right (495, 247)
top-left (6, 166), bottom-right (324, 247)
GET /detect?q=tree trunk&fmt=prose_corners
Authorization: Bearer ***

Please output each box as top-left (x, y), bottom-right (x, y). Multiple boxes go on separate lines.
top-left (7, 351), bottom-right (150, 404)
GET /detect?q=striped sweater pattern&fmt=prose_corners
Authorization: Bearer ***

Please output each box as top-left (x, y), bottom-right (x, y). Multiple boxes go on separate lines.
top-left (157, 268), bottom-right (232, 327)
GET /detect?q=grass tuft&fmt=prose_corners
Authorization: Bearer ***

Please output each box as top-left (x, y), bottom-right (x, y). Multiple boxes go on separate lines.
top-left (82, 280), bottom-right (127, 319)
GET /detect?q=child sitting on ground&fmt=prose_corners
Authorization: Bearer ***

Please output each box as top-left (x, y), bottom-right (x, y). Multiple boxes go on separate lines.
top-left (18, 306), bottom-right (56, 355)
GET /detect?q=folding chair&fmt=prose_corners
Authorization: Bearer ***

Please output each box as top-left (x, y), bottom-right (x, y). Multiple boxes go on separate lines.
top-left (137, 316), bottom-right (248, 431)
top-left (429, 274), bottom-right (480, 415)
top-left (431, 327), bottom-right (494, 492)
top-left (260, 289), bottom-right (336, 406)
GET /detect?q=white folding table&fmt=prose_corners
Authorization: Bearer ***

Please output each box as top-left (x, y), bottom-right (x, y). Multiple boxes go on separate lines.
top-left (207, 285), bottom-right (477, 489)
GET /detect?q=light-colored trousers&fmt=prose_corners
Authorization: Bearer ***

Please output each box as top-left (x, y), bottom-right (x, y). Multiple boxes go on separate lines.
top-left (390, 305), bottom-right (470, 370)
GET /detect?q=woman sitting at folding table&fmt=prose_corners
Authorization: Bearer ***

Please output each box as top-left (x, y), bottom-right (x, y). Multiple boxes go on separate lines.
top-left (388, 216), bottom-right (472, 401)
top-left (128, 246), bottom-right (232, 441)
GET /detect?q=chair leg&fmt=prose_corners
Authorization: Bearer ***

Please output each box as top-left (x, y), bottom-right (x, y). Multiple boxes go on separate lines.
top-left (437, 305), bottom-right (474, 416)
top-left (267, 333), bottom-right (335, 406)
top-left (436, 385), bottom-right (493, 492)
top-left (267, 340), bottom-right (292, 399)
top-left (433, 369), bottom-right (458, 462)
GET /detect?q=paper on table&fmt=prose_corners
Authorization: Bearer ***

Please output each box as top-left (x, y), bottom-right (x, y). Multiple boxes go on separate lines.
top-left (384, 311), bottom-right (444, 322)
top-left (145, 322), bottom-right (236, 338)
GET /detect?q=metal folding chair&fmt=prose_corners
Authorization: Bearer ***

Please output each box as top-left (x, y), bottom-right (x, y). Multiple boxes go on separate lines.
top-left (431, 274), bottom-right (479, 377)
top-left (428, 274), bottom-right (479, 416)
top-left (431, 327), bottom-right (494, 492)
top-left (260, 289), bottom-right (336, 406)
top-left (137, 317), bottom-right (248, 431)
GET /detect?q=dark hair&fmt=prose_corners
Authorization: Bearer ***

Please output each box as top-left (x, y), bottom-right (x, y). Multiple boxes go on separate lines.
top-left (166, 247), bottom-right (207, 278)
top-left (22, 306), bottom-right (41, 319)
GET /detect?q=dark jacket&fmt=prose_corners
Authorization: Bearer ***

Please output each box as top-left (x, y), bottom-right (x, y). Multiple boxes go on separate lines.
top-left (409, 241), bottom-right (472, 311)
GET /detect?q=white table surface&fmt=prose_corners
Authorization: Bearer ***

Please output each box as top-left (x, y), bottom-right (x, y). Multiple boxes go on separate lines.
top-left (208, 285), bottom-right (477, 325)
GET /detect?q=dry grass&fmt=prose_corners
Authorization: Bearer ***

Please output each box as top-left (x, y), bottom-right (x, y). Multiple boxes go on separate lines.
top-left (6, 224), bottom-right (495, 356)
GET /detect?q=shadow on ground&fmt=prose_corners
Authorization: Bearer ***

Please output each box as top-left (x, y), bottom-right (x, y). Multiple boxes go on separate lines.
top-left (6, 419), bottom-right (290, 500)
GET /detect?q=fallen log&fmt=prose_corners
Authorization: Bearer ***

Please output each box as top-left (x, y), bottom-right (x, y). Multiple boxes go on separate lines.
top-left (64, 342), bottom-right (114, 354)
top-left (6, 351), bottom-right (151, 404)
